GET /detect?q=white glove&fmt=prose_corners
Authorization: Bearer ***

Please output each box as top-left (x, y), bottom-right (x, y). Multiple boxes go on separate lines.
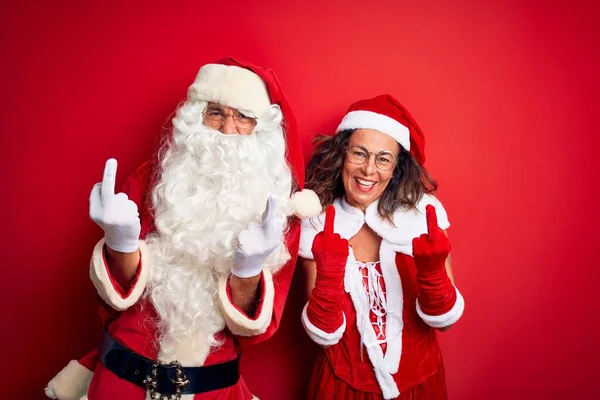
top-left (89, 159), bottom-right (141, 253)
top-left (232, 195), bottom-right (283, 278)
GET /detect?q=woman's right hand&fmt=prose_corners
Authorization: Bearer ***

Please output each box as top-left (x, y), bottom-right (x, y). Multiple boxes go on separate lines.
top-left (311, 205), bottom-right (349, 271)
top-left (305, 205), bottom-right (349, 339)
top-left (89, 158), bottom-right (141, 253)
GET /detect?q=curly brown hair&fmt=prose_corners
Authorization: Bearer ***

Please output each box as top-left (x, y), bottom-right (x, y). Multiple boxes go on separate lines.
top-left (305, 129), bottom-right (438, 222)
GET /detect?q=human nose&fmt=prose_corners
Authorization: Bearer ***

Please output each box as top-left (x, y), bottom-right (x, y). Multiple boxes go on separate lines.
top-left (361, 153), bottom-right (377, 176)
top-left (219, 114), bottom-right (238, 135)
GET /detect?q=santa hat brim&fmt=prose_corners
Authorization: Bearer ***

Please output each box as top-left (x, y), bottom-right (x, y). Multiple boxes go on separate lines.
top-left (188, 63), bottom-right (271, 119)
top-left (336, 110), bottom-right (411, 152)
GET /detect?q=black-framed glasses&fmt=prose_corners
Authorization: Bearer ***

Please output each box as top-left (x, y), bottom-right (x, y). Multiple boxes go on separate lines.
top-left (346, 145), bottom-right (397, 171)
top-left (202, 105), bottom-right (258, 130)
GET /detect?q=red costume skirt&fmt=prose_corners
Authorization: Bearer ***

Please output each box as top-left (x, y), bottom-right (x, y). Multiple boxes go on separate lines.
top-left (307, 351), bottom-right (448, 400)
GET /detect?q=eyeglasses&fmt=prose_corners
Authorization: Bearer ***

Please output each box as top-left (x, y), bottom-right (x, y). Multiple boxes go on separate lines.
top-left (346, 145), bottom-right (397, 171)
top-left (203, 106), bottom-right (258, 131)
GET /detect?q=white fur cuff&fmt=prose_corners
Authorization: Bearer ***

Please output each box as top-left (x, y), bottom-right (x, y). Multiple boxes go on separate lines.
top-left (218, 269), bottom-right (275, 336)
top-left (45, 360), bottom-right (93, 400)
top-left (301, 303), bottom-right (346, 346)
top-left (416, 286), bottom-right (465, 328)
top-left (89, 238), bottom-right (150, 311)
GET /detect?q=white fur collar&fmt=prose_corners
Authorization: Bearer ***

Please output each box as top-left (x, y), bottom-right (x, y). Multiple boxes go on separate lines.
top-left (299, 195), bottom-right (449, 259)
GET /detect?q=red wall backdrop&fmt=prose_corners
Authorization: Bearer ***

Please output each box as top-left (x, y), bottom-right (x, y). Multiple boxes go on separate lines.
top-left (1, 0), bottom-right (599, 398)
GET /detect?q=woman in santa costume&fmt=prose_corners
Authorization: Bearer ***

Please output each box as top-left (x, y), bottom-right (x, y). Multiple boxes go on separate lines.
top-left (300, 94), bottom-right (465, 399)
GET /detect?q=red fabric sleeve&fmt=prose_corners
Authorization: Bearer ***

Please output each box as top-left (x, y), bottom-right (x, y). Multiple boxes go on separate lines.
top-left (234, 219), bottom-right (300, 347)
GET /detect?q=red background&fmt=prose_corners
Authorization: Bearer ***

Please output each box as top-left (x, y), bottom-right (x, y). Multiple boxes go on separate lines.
top-left (1, 0), bottom-right (599, 398)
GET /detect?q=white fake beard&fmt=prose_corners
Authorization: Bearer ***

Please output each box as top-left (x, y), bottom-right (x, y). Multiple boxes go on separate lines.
top-left (145, 101), bottom-right (292, 364)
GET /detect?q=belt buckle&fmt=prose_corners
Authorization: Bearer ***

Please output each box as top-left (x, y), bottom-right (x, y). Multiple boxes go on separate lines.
top-left (143, 360), bottom-right (190, 400)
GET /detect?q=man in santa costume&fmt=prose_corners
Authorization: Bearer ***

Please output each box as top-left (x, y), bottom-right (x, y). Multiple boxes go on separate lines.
top-left (45, 57), bottom-right (320, 400)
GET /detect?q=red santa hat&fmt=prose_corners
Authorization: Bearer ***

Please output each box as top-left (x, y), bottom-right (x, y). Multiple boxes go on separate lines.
top-left (336, 94), bottom-right (427, 165)
top-left (186, 57), bottom-right (319, 218)
top-left (187, 61), bottom-right (272, 119)
top-left (137, 57), bottom-right (319, 236)
top-left (211, 58), bottom-right (306, 191)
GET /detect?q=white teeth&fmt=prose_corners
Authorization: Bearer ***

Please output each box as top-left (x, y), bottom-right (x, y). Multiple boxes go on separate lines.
top-left (356, 178), bottom-right (375, 187)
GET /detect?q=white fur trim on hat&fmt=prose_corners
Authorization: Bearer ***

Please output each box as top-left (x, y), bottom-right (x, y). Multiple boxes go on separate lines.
top-left (45, 360), bottom-right (93, 400)
top-left (218, 269), bottom-right (275, 336)
top-left (90, 238), bottom-right (150, 311)
top-left (188, 64), bottom-right (271, 117)
top-left (416, 286), bottom-right (465, 328)
top-left (336, 110), bottom-right (411, 151)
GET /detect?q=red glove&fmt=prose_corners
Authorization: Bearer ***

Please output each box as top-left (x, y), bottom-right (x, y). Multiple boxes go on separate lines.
top-left (412, 205), bottom-right (457, 316)
top-left (306, 205), bottom-right (349, 332)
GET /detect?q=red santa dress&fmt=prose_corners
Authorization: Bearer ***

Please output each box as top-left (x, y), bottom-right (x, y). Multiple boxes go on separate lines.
top-left (300, 196), bottom-right (465, 399)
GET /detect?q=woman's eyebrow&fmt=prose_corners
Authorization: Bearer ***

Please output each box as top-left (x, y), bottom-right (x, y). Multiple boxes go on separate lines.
top-left (352, 144), bottom-right (395, 154)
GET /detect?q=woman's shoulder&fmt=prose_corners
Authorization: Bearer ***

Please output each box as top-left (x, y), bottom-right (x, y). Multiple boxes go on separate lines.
top-left (300, 197), bottom-right (347, 231)
top-left (299, 198), bottom-right (350, 259)
top-left (364, 194), bottom-right (451, 251)
top-left (300, 209), bottom-right (326, 232)
top-left (299, 208), bottom-right (325, 260)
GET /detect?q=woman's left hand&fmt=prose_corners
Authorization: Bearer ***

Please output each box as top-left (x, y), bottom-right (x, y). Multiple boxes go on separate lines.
top-left (412, 204), bottom-right (463, 329)
top-left (412, 205), bottom-right (451, 271)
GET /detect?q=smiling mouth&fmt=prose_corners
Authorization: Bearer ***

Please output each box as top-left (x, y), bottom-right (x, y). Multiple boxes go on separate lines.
top-left (354, 177), bottom-right (376, 191)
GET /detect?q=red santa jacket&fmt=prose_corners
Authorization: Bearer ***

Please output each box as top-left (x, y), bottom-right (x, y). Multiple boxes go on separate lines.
top-left (48, 161), bottom-right (300, 400)
top-left (45, 57), bottom-right (308, 400)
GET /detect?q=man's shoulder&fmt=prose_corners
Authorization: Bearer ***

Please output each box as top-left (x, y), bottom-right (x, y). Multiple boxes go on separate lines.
top-left (121, 161), bottom-right (153, 191)
top-left (119, 160), bottom-right (154, 211)
top-left (130, 160), bottom-right (153, 184)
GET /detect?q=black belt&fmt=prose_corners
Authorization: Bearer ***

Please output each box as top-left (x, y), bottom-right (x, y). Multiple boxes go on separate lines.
top-left (99, 331), bottom-right (240, 397)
